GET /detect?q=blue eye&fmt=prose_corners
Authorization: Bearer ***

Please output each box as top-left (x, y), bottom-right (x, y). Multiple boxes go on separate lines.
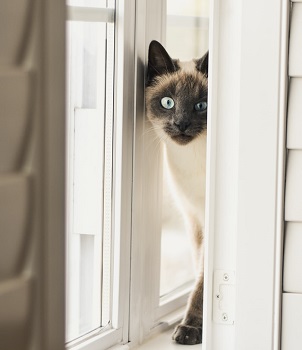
top-left (161, 97), bottom-right (175, 109)
top-left (194, 101), bottom-right (207, 111)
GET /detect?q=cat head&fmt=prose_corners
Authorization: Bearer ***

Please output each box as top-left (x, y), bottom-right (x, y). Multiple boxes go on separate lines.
top-left (146, 40), bottom-right (208, 146)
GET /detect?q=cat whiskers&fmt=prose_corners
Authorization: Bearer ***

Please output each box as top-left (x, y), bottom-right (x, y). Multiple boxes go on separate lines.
top-left (159, 132), bottom-right (171, 149)
top-left (142, 125), bottom-right (168, 153)
top-left (143, 126), bottom-right (163, 146)
top-left (143, 125), bottom-right (162, 136)
top-left (150, 130), bottom-right (170, 153)
top-left (155, 134), bottom-right (168, 152)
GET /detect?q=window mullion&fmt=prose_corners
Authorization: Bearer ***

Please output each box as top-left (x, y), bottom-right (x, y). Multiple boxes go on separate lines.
top-left (129, 0), bottom-right (167, 345)
top-left (101, 20), bottom-right (115, 329)
top-left (67, 6), bottom-right (115, 23)
top-left (110, 0), bottom-right (136, 343)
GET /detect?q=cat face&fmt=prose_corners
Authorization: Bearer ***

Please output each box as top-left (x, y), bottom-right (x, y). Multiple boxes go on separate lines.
top-left (146, 41), bottom-right (208, 146)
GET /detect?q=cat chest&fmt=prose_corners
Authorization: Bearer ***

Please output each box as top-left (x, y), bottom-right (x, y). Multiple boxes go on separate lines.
top-left (172, 164), bottom-right (206, 199)
top-left (165, 146), bottom-right (206, 208)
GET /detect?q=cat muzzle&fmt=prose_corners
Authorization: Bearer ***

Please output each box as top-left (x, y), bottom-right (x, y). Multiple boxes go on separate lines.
top-left (173, 120), bottom-right (191, 132)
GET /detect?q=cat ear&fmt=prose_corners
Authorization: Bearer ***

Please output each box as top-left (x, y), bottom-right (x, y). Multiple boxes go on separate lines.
top-left (147, 40), bottom-right (178, 83)
top-left (196, 51), bottom-right (209, 77)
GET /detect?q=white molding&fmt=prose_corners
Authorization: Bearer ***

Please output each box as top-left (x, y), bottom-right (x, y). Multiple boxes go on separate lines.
top-left (204, 0), bottom-right (288, 349)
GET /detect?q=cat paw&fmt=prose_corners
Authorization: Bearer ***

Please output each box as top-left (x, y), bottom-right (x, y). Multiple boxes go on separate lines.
top-left (172, 324), bottom-right (202, 345)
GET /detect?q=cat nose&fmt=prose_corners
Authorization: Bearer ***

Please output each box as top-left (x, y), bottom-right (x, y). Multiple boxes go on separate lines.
top-left (174, 120), bottom-right (191, 132)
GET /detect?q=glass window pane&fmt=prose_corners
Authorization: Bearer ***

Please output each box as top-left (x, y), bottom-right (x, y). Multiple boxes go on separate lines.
top-left (166, 0), bottom-right (209, 60)
top-left (160, 0), bottom-right (209, 298)
top-left (65, 7), bottom-right (115, 343)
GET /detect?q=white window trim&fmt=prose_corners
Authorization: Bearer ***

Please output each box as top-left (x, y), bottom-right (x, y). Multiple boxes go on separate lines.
top-left (203, 0), bottom-right (289, 350)
top-left (110, 0), bottom-right (135, 340)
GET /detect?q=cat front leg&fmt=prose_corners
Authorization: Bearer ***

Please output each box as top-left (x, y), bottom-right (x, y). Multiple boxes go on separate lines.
top-left (172, 268), bottom-right (204, 345)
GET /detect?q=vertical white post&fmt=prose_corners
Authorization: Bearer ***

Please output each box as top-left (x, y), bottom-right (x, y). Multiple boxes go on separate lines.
top-left (130, 0), bottom-right (167, 345)
top-left (204, 0), bottom-right (288, 349)
top-left (204, 0), bottom-right (242, 348)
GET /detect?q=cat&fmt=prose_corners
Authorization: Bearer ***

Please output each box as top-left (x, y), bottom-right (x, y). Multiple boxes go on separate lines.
top-left (146, 40), bottom-right (208, 345)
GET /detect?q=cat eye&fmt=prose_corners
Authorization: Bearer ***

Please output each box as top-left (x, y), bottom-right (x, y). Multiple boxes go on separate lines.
top-left (161, 97), bottom-right (175, 109)
top-left (194, 101), bottom-right (207, 111)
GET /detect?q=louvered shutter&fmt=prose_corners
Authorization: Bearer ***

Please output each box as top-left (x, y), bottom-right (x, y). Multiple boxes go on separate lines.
top-left (282, 2), bottom-right (302, 349)
top-left (0, 1), bottom-right (65, 349)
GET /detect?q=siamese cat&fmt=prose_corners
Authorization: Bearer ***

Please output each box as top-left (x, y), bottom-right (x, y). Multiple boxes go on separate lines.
top-left (146, 40), bottom-right (208, 345)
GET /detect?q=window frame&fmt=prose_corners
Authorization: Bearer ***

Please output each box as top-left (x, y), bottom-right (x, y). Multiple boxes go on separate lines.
top-left (65, 0), bottom-right (210, 348)
top-left (65, 21), bottom-right (107, 342)
top-left (65, 0), bottom-right (135, 349)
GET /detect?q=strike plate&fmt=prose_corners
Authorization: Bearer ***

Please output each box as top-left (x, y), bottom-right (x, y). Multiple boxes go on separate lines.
top-left (213, 270), bottom-right (235, 325)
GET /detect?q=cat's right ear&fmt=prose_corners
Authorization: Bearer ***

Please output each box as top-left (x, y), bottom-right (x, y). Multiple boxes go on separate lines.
top-left (147, 40), bottom-right (178, 84)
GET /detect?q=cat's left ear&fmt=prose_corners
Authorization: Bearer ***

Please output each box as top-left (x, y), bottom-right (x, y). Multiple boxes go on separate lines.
top-left (196, 51), bottom-right (209, 77)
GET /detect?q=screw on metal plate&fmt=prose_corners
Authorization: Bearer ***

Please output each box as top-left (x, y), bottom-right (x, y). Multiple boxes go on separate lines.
top-left (213, 270), bottom-right (235, 324)
top-left (222, 313), bottom-right (228, 322)
top-left (223, 273), bottom-right (229, 281)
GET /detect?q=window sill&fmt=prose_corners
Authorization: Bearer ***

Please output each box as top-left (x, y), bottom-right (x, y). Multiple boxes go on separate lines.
top-left (109, 327), bottom-right (202, 350)
top-left (131, 328), bottom-right (202, 350)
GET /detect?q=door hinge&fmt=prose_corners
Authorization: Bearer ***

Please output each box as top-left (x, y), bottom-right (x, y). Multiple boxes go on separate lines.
top-left (213, 270), bottom-right (235, 325)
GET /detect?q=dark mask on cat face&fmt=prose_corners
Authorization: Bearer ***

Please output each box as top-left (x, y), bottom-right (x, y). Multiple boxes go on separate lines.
top-left (146, 40), bottom-right (208, 146)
